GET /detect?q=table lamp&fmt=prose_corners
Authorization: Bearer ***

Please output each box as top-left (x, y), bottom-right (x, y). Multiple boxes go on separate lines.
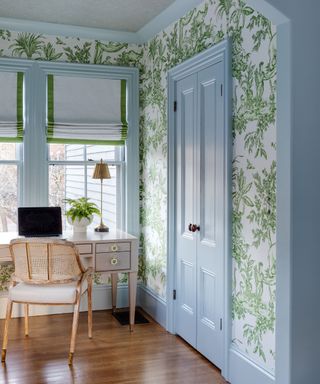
top-left (92, 159), bottom-right (111, 232)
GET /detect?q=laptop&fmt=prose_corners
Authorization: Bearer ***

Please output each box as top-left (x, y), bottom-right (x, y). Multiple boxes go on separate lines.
top-left (18, 207), bottom-right (63, 237)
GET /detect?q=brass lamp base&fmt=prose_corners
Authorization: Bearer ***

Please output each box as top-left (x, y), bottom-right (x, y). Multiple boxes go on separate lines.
top-left (95, 222), bottom-right (109, 232)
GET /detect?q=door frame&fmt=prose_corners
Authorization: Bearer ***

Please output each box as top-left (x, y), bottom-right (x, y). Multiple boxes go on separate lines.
top-left (166, 39), bottom-right (232, 377)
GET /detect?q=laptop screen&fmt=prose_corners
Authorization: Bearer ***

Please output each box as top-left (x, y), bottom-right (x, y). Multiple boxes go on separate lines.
top-left (18, 207), bottom-right (62, 237)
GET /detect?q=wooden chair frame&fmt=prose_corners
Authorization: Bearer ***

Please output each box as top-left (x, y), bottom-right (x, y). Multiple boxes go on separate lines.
top-left (1, 239), bottom-right (93, 365)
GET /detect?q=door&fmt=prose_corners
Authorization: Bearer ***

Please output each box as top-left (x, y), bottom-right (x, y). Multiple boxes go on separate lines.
top-left (175, 60), bottom-right (225, 368)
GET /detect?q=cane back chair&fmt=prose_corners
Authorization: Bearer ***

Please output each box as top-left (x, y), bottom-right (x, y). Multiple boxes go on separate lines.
top-left (1, 238), bottom-right (93, 365)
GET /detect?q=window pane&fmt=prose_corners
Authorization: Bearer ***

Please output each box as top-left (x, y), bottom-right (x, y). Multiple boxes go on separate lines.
top-left (0, 164), bottom-right (18, 232)
top-left (86, 144), bottom-right (122, 162)
top-left (48, 143), bottom-right (65, 161)
top-left (49, 164), bottom-right (119, 231)
top-left (66, 144), bottom-right (84, 161)
top-left (87, 165), bottom-right (119, 231)
top-left (49, 144), bottom-right (122, 162)
top-left (49, 144), bottom-right (84, 161)
top-left (49, 165), bottom-right (85, 230)
top-left (0, 143), bottom-right (18, 160)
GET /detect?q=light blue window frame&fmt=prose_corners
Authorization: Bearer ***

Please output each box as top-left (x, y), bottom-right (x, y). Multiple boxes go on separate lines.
top-left (0, 58), bottom-right (139, 236)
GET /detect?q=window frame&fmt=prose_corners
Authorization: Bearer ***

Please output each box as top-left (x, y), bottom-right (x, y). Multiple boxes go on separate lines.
top-left (0, 58), bottom-right (139, 236)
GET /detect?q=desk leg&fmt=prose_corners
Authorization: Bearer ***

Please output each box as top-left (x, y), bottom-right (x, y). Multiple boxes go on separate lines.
top-left (111, 273), bottom-right (118, 313)
top-left (128, 271), bottom-right (137, 332)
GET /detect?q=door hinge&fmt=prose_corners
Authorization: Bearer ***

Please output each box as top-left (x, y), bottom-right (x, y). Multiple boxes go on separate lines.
top-left (174, 101), bottom-right (177, 112)
top-left (173, 289), bottom-right (177, 300)
top-left (220, 318), bottom-right (223, 331)
top-left (220, 84), bottom-right (223, 96)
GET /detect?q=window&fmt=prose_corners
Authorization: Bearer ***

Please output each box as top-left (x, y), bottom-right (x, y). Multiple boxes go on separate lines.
top-left (0, 143), bottom-right (21, 231)
top-left (0, 68), bottom-right (24, 231)
top-left (0, 59), bottom-right (139, 235)
top-left (48, 143), bottom-right (125, 231)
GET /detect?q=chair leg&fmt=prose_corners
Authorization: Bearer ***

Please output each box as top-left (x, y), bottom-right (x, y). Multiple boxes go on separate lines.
top-left (2, 299), bottom-right (13, 362)
top-left (87, 275), bottom-right (92, 339)
top-left (68, 295), bottom-right (81, 365)
top-left (24, 304), bottom-right (29, 337)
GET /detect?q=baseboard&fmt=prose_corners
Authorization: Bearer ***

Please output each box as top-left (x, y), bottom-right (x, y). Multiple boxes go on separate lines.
top-left (137, 284), bottom-right (167, 328)
top-left (0, 284), bottom-right (168, 330)
top-left (228, 345), bottom-right (275, 384)
top-left (0, 284), bottom-right (129, 319)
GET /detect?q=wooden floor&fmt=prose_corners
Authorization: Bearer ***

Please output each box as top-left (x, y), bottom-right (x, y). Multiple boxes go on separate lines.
top-left (0, 309), bottom-right (227, 384)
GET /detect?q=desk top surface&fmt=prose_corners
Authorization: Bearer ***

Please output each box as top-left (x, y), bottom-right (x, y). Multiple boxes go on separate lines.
top-left (0, 230), bottom-right (137, 246)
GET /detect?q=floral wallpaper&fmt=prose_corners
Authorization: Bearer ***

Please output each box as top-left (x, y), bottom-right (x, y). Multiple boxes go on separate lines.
top-left (139, 0), bottom-right (276, 372)
top-left (0, 0), bottom-right (276, 373)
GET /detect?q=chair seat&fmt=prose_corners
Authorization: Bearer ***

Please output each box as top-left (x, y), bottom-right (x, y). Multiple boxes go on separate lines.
top-left (9, 280), bottom-right (88, 304)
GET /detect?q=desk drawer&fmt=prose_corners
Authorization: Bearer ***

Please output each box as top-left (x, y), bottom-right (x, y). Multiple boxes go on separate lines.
top-left (76, 243), bottom-right (92, 254)
top-left (96, 242), bottom-right (130, 254)
top-left (80, 255), bottom-right (93, 269)
top-left (95, 252), bottom-right (130, 271)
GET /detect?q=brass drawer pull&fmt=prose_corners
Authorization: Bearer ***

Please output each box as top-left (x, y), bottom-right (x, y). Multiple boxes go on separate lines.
top-left (110, 257), bottom-right (118, 266)
top-left (111, 244), bottom-right (118, 252)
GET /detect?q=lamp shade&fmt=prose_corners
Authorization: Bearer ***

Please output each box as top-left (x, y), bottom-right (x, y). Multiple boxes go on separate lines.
top-left (92, 159), bottom-right (111, 180)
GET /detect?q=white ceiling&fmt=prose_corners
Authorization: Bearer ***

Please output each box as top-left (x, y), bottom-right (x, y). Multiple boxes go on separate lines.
top-left (0, 0), bottom-right (176, 32)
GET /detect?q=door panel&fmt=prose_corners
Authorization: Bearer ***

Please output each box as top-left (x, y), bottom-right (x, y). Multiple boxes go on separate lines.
top-left (175, 59), bottom-right (225, 368)
top-left (199, 267), bottom-right (216, 328)
top-left (199, 75), bottom-right (217, 246)
top-left (196, 62), bottom-right (224, 367)
top-left (175, 73), bottom-right (197, 347)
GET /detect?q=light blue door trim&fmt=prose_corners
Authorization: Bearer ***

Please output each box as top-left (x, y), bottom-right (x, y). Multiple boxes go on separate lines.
top-left (167, 39), bottom-right (231, 378)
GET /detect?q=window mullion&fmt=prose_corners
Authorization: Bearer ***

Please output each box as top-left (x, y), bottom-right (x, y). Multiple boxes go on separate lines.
top-left (84, 145), bottom-right (88, 198)
top-left (0, 160), bottom-right (20, 165)
top-left (48, 160), bottom-right (125, 166)
top-left (23, 63), bottom-right (48, 206)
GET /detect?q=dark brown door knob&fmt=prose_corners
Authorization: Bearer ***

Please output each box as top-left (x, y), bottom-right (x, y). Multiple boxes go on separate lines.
top-left (188, 223), bottom-right (200, 232)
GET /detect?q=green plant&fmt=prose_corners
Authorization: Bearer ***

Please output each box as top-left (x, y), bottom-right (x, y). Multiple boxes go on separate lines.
top-left (65, 197), bottom-right (100, 222)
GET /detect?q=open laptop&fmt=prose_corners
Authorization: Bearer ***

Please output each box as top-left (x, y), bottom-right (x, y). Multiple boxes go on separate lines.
top-left (18, 207), bottom-right (63, 237)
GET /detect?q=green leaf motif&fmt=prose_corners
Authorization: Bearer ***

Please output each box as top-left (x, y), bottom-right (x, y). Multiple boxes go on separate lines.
top-left (63, 41), bottom-right (92, 63)
top-left (38, 42), bottom-right (63, 61)
top-left (0, 0), bottom-right (277, 371)
top-left (9, 33), bottom-right (43, 58)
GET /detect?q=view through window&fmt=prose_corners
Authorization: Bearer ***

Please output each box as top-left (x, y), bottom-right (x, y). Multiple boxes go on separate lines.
top-left (0, 143), bottom-right (20, 232)
top-left (48, 144), bottom-right (124, 231)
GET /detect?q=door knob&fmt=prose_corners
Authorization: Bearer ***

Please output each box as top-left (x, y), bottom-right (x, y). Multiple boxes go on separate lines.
top-left (188, 223), bottom-right (200, 232)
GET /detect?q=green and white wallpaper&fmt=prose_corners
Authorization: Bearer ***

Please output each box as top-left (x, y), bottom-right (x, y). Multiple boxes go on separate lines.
top-left (139, 0), bottom-right (277, 372)
top-left (0, 0), bottom-right (276, 374)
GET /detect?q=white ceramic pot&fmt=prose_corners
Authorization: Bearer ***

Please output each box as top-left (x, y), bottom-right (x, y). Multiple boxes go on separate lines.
top-left (67, 216), bottom-right (93, 233)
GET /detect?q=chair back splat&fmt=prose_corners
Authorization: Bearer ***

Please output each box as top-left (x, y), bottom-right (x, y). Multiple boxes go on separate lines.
top-left (10, 238), bottom-right (84, 284)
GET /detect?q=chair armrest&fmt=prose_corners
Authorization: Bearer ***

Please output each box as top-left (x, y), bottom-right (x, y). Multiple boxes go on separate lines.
top-left (82, 267), bottom-right (93, 281)
top-left (76, 267), bottom-right (93, 295)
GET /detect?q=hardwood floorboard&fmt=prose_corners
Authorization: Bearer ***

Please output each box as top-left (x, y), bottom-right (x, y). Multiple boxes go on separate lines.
top-left (0, 309), bottom-right (228, 384)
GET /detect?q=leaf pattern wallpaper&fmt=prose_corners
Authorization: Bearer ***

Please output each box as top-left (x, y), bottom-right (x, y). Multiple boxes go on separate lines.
top-left (0, 0), bottom-right (276, 373)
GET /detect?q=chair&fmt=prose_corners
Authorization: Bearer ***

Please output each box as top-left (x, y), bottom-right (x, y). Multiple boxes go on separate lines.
top-left (1, 238), bottom-right (92, 365)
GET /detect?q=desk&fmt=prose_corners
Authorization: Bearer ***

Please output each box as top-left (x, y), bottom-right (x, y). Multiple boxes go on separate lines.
top-left (0, 230), bottom-right (139, 331)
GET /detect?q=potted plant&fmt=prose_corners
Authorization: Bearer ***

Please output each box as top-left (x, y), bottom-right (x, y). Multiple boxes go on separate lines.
top-left (65, 197), bottom-right (100, 233)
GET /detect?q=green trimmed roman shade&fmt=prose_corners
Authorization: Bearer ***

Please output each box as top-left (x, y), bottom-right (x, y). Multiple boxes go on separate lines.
top-left (0, 71), bottom-right (24, 142)
top-left (47, 75), bottom-right (127, 145)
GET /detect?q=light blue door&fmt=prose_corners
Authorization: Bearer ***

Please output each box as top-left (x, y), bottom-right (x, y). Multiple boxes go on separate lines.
top-left (175, 60), bottom-right (225, 368)
top-left (175, 72), bottom-right (198, 348)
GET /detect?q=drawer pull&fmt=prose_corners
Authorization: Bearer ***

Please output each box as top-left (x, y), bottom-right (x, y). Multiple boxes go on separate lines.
top-left (111, 244), bottom-right (118, 252)
top-left (110, 257), bottom-right (118, 266)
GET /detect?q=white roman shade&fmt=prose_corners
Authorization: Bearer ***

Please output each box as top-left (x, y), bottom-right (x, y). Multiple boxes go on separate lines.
top-left (0, 71), bottom-right (24, 142)
top-left (47, 75), bottom-right (127, 145)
